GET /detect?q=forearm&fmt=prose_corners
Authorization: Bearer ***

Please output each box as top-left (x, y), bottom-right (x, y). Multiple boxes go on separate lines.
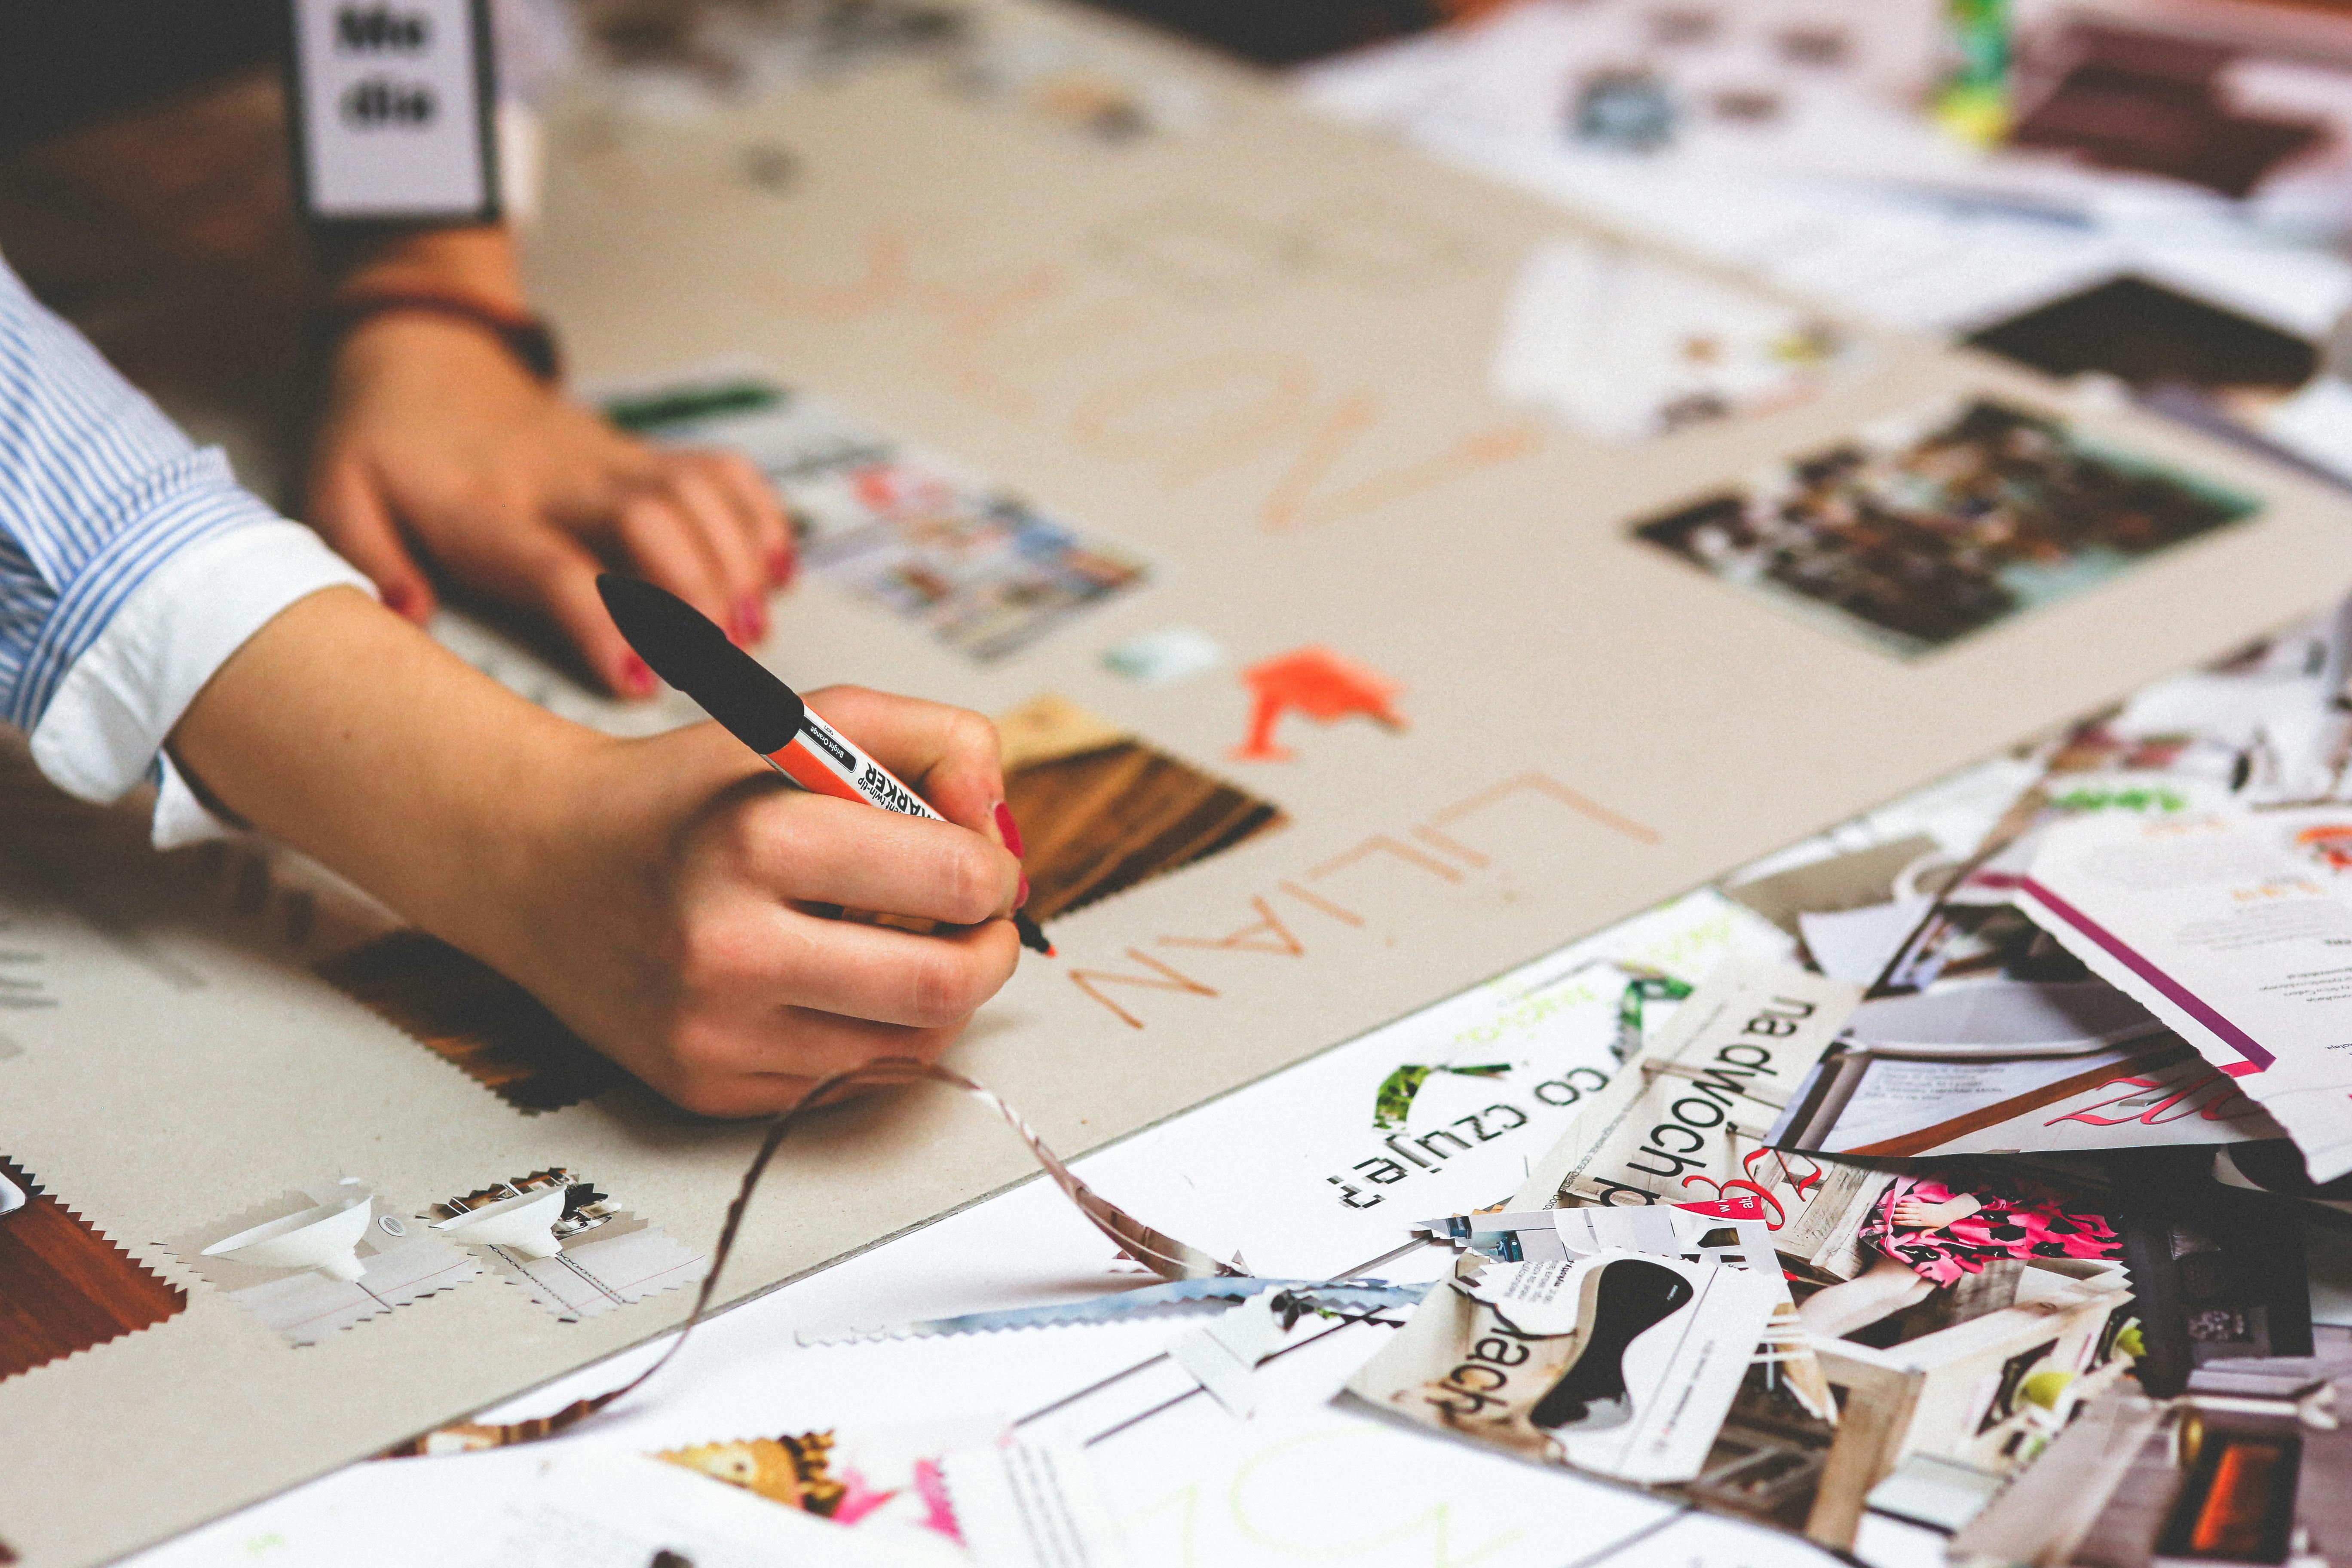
top-left (168, 587), bottom-right (591, 954)
top-left (164, 591), bottom-right (1024, 1118)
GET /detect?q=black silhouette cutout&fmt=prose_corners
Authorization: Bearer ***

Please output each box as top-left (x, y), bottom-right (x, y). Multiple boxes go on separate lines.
top-left (1529, 1259), bottom-right (1694, 1433)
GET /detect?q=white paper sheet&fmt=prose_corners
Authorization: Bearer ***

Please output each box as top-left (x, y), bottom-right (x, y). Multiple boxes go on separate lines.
top-left (1798, 898), bottom-right (1931, 985)
top-left (459, 1451), bottom-right (963, 1568)
top-left (1493, 239), bottom-right (1854, 442)
top-left (2018, 808), bottom-right (2352, 1179)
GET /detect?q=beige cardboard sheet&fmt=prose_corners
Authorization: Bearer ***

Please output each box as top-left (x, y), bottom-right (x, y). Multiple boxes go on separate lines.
top-left (7, 3), bottom-right (2352, 1563)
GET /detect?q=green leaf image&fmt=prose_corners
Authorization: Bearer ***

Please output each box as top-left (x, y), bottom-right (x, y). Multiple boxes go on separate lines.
top-left (1372, 1063), bottom-right (1510, 1130)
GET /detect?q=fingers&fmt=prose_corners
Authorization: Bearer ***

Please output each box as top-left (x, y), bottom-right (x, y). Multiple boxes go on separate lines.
top-left (666, 460), bottom-right (769, 642)
top-left (738, 791), bottom-right (1022, 925)
top-left (603, 448), bottom-right (789, 644)
top-left (516, 532), bottom-right (661, 697)
top-left (732, 904), bottom-right (1020, 1031)
top-left (613, 489), bottom-right (735, 637)
top-left (647, 1012), bottom-right (962, 1120)
top-left (305, 459), bottom-right (438, 622)
top-left (801, 686), bottom-right (1009, 836)
top-left (645, 910), bottom-right (1018, 1118)
top-left (706, 449), bottom-right (795, 588)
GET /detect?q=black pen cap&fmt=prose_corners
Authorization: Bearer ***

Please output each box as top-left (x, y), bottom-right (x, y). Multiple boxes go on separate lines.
top-left (596, 574), bottom-right (805, 754)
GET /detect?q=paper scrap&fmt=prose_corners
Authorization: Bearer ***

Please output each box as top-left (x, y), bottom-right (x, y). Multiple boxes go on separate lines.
top-left (808, 1277), bottom-right (1429, 1344)
top-left (1509, 962), bottom-right (1860, 1221)
top-left (656, 1417), bottom-right (1125, 1568)
top-left (2016, 807), bottom-right (2352, 1179)
top-left (1358, 1247), bottom-right (1780, 1483)
top-left (462, 1450), bottom-right (964, 1568)
top-left (993, 695), bottom-right (1130, 773)
top-left (1101, 626), bottom-right (1222, 686)
top-left (1169, 1294), bottom-right (1301, 1419)
top-left (1494, 239), bottom-right (1855, 444)
top-left (1372, 1062), bottom-right (1510, 1130)
top-left (1418, 1198), bottom-right (1831, 1421)
top-left (1630, 398), bottom-right (2262, 658)
top-left (1164, 1281), bottom-right (1421, 1421)
top-left (171, 1178), bottom-right (479, 1347)
top-left (1770, 1035), bottom-right (2283, 1158)
top-left (611, 376), bottom-right (1148, 662)
top-left (1725, 834), bottom-right (1942, 937)
top-left (429, 1168), bottom-right (710, 1321)
top-left (1231, 646), bottom-right (1405, 762)
top-left (1797, 897), bottom-right (1933, 985)
top-left (995, 692), bottom-right (1286, 925)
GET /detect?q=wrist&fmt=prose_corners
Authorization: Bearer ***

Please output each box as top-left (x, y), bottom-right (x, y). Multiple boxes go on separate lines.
top-left (312, 224), bottom-right (558, 383)
top-left (324, 294), bottom-right (562, 385)
top-left (323, 226), bottom-right (527, 311)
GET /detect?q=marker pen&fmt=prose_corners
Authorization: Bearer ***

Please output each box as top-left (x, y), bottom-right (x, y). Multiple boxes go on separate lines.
top-left (596, 573), bottom-right (1051, 956)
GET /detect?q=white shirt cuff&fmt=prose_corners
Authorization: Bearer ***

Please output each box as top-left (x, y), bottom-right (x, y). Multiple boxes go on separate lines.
top-left (27, 520), bottom-right (376, 848)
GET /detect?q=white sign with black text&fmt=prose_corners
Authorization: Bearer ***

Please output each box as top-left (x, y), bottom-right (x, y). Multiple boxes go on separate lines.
top-left (289, 0), bottom-right (497, 221)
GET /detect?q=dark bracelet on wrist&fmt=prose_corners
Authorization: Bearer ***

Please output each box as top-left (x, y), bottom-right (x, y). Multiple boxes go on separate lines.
top-left (317, 292), bottom-right (563, 384)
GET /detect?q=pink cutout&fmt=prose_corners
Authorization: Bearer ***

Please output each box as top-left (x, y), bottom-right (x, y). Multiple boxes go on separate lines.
top-left (911, 1458), bottom-right (964, 1543)
top-left (828, 1469), bottom-right (899, 1527)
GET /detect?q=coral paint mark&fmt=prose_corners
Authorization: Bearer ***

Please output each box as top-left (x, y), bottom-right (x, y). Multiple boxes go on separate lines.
top-left (1232, 647), bottom-right (1406, 762)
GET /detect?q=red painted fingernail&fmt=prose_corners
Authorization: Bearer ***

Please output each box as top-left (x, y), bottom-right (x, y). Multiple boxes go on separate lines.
top-left (1017, 873), bottom-right (1030, 909)
top-left (620, 655), bottom-right (655, 697)
top-left (382, 582), bottom-right (417, 618)
top-left (734, 597), bottom-right (766, 643)
top-left (766, 547), bottom-right (793, 585)
top-left (994, 802), bottom-right (1025, 858)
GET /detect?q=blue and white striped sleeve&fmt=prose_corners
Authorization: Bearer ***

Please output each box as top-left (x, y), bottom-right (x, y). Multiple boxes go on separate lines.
top-left (0, 254), bottom-right (373, 845)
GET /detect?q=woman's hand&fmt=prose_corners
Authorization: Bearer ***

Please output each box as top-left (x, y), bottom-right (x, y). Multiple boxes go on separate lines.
top-left (307, 312), bottom-right (793, 698)
top-left (174, 595), bottom-right (1025, 1118)
top-left (1890, 1192), bottom-right (1984, 1232)
top-left (494, 687), bottom-right (1026, 1116)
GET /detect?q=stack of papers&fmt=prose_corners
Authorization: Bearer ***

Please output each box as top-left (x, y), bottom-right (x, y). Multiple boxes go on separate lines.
top-left (1345, 591), bottom-right (2352, 1562)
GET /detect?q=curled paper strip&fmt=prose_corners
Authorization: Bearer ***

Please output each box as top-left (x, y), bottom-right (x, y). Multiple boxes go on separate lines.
top-left (383, 1058), bottom-right (1240, 1456)
top-left (940, 1063), bottom-right (1246, 1283)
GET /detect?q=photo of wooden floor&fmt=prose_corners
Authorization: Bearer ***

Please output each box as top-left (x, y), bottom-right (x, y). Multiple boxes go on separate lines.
top-left (0, 1157), bottom-right (184, 1384)
top-left (997, 695), bottom-right (1287, 923)
top-left (316, 931), bottom-right (630, 1113)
